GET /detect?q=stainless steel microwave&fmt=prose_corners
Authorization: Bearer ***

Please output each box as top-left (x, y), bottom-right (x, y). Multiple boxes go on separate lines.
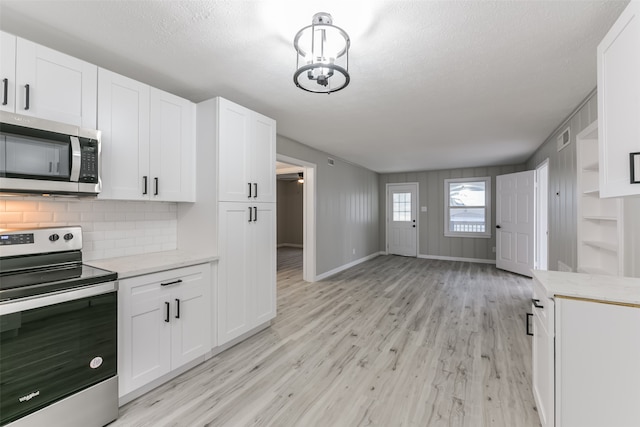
top-left (0, 111), bottom-right (101, 196)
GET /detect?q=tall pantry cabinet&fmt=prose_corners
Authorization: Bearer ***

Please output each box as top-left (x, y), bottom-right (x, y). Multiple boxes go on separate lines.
top-left (178, 97), bottom-right (277, 348)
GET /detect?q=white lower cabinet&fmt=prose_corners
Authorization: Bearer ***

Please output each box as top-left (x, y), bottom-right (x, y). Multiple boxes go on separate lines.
top-left (555, 298), bottom-right (640, 427)
top-left (532, 274), bottom-right (640, 427)
top-left (531, 279), bottom-right (554, 427)
top-left (118, 264), bottom-right (211, 397)
top-left (217, 202), bottom-right (276, 345)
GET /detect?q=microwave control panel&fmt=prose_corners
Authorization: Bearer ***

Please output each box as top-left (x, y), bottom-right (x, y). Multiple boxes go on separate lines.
top-left (79, 139), bottom-right (99, 183)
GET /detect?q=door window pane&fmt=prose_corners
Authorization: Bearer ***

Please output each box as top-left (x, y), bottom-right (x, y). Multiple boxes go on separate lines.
top-left (393, 192), bottom-right (411, 221)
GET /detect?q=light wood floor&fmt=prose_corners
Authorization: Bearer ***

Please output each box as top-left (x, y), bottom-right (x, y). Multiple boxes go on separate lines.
top-left (114, 249), bottom-right (540, 427)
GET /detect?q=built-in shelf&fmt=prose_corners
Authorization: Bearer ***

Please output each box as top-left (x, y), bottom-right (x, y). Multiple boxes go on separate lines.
top-left (582, 240), bottom-right (619, 253)
top-left (583, 215), bottom-right (618, 222)
top-left (576, 120), bottom-right (624, 276)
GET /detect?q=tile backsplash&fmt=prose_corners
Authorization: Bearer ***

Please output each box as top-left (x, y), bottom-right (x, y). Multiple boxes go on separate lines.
top-left (0, 197), bottom-right (177, 261)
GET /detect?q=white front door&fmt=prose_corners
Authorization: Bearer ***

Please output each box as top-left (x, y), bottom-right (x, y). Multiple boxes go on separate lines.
top-left (387, 183), bottom-right (418, 257)
top-left (496, 170), bottom-right (535, 277)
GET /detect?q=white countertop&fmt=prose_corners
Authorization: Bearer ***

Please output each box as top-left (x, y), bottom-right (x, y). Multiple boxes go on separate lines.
top-left (87, 250), bottom-right (218, 279)
top-left (532, 270), bottom-right (640, 306)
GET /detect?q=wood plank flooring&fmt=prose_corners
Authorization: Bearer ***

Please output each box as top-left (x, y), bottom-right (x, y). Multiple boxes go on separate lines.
top-left (113, 250), bottom-right (540, 427)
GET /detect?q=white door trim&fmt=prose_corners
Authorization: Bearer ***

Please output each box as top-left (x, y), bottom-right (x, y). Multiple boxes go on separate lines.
top-left (386, 182), bottom-right (419, 257)
top-left (276, 154), bottom-right (317, 282)
top-left (535, 158), bottom-right (550, 271)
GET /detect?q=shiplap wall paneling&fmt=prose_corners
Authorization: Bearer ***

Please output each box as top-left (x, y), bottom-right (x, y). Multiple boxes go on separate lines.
top-left (277, 135), bottom-right (379, 276)
top-left (526, 91), bottom-right (598, 272)
top-left (379, 164), bottom-right (526, 262)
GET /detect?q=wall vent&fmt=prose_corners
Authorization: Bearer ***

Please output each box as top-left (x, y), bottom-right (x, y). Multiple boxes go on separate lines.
top-left (557, 127), bottom-right (571, 152)
top-left (327, 158), bottom-right (335, 166)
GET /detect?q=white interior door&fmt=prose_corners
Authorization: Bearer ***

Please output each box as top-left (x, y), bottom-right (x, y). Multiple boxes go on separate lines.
top-left (387, 183), bottom-right (418, 257)
top-left (496, 170), bottom-right (535, 277)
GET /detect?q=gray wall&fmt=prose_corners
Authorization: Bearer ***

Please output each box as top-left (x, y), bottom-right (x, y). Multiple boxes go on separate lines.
top-left (379, 164), bottom-right (526, 261)
top-left (526, 90), bottom-right (598, 271)
top-left (277, 135), bottom-right (380, 275)
top-left (277, 180), bottom-right (303, 246)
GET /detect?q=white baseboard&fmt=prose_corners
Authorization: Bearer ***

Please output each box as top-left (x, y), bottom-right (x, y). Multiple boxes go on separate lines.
top-left (417, 254), bottom-right (496, 265)
top-left (315, 251), bottom-right (384, 281)
top-left (277, 243), bottom-right (304, 248)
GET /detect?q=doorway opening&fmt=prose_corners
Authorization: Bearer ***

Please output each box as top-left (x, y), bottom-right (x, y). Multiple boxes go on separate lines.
top-left (535, 159), bottom-right (549, 271)
top-left (276, 155), bottom-right (316, 282)
top-left (386, 183), bottom-right (419, 257)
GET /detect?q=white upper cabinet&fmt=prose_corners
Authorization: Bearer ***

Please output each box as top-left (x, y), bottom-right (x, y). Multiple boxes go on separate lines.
top-left (218, 98), bottom-right (276, 203)
top-left (597, 1), bottom-right (640, 198)
top-left (97, 69), bottom-right (195, 202)
top-left (1, 32), bottom-right (16, 113)
top-left (98, 69), bottom-right (150, 200)
top-left (10, 34), bottom-right (97, 128)
top-left (149, 88), bottom-right (196, 202)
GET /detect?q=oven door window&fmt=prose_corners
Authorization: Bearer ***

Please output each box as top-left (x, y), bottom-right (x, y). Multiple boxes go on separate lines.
top-left (0, 291), bottom-right (117, 425)
top-left (0, 132), bottom-right (71, 180)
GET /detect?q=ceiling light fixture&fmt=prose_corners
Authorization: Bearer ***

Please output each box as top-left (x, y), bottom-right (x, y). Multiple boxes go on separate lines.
top-left (297, 172), bottom-right (305, 183)
top-left (293, 12), bottom-right (350, 94)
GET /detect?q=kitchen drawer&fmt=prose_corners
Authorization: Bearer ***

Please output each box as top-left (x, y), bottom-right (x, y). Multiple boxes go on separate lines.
top-left (533, 277), bottom-right (554, 334)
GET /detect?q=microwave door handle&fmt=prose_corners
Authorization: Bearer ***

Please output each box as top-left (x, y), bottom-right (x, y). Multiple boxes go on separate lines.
top-left (69, 136), bottom-right (81, 182)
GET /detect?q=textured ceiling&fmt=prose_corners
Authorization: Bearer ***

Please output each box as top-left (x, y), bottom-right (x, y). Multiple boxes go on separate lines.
top-left (0, 0), bottom-right (629, 173)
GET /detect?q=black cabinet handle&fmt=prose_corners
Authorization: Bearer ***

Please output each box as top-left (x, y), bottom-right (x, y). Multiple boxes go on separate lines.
top-left (175, 298), bottom-right (180, 319)
top-left (532, 299), bottom-right (544, 309)
top-left (253, 206), bottom-right (257, 222)
top-left (24, 84), bottom-right (30, 110)
top-left (164, 301), bottom-right (170, 323)
top-left (253, 183), bottom-right (258, 198)
top-left (248, 182), bottom-right (252, 198)
top-left (142, 176), bottom-right (148, 195)
top-left (161, 279), bottom-right (182, 287)
top-left (248, 206), bottom-right (253, 222)
top-left (526, 313), bottom-right (533, 336)
top-left (2, 78), bottom-right (7, 106)
top-left (154, 177), bottom-right (159, 196)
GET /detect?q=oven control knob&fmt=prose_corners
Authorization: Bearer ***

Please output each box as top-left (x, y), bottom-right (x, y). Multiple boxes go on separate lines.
top-left (63, 233), bottom-right (74, 241)
top-left (49, 233), bottom-right (59, 242)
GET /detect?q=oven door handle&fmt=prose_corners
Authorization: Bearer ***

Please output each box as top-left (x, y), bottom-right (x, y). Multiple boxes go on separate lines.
top-left (0, 281), bottom-right (118, 315)
top-left (69, 136), bottom-right (82, 182)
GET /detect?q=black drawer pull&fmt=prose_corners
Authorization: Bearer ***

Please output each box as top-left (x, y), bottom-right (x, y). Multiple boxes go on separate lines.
top-left (154, 177), bottom-right (159, 196)
top-left (24, 84), bottom-right (30, 110)
top-left (175, 298), bottom-right (180, 319)
top-left (532, 299), bottom-right (544, 309)
top-left (142, 176), bottom-right (148, 195)
top-left (2, 78), bottom-right (7, 105)
top-left (161, 279), bottom-right (182, 287)
top-left (248, 182), bottom-right (252, 198)
top-left (526, 313), bottom-right (533, 336)
top-left (253, 206), bottom-right (257, 222)
top-left (164, 301), bottom-right (170, 323)
top-left (253, 183), bottom-right (258, 198)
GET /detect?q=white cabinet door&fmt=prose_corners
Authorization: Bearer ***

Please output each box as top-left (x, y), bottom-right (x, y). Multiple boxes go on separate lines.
top-left (217, 98), bottom-right (276, 203)
top-left (149, 88), bottom-right (195, 202)
top-left (250, 112), bottom-right (276, 203)
top-left (15, 37), bottom-right (97, 128)
top-left (97, 68), bottom-right (150, 200)
top-left (597, 1), bottom-right (640, 198)
top-left (556, 298), bottom-right (640, 427)
top-left (531, 278), bottom-right (554, 427)
top-left (252, 203), bottom-right (277, 325)
top-left (0, 32), bottom-right (16, 112)
top-left (119, 276), bottom-right (172, 396)
top-left (217, 202), bottom-right (252, 344)
top-left (218, 98), bottom-right (252, 202)
top-left (170, 265), bottom-right (211, 368)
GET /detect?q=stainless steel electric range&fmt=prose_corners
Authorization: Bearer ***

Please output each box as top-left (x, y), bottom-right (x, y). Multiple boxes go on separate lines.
top-left (0, 226), bottom-right (118, 427)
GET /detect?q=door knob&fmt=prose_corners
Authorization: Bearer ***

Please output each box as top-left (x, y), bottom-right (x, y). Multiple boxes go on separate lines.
top-left (496, 225), bottom-right (501, 229)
